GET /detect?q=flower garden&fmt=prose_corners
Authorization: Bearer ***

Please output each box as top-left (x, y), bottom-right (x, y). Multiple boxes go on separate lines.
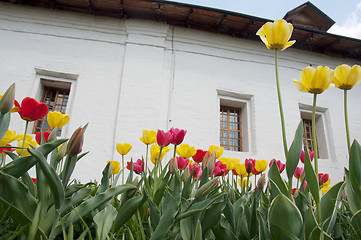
top-left (0, 19), bottom-right (361, 239)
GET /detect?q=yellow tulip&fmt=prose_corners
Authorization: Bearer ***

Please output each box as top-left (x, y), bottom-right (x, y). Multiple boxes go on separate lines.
top-left (208, 145), bottom-right (223, 159)
top-left (333, 64), bottom-right (361, 90)
top-left (323, 177), bottom-right (331, 187)
top-left (321, 186), bottom-right (331, 195)
top-left (107, 160), bottom-right (121, 175)
top-left (16, 139), bottom-right (37, 156)
top-left (47, 111), bottom-right (70, 129)
top-left (238, 178), bottom-right (249, 187)
top-left (116, 143), bottom-right (132, 155)
top-left (293, 66), bottom-right (334, 94)
top-left (255, 159), bottom-right (268, 173)
top-left (15, 134), bottom-right (33, 143)
top-left (0, 129), bottom-right (16, 146)
top-left (150, 145), bottom-right (170, 164)
top-left (140, 129), bottom-right (157, 145)
top-left (235, 163), bottom-right (248, 178)
top-left (256, 19), bottom-right (296, 51)
top-left (176, 144), bottom-right (196, 159)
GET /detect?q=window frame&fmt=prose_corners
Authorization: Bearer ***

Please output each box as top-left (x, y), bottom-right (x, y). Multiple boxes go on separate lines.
top-left (220, 105), bottom-right (242, 151)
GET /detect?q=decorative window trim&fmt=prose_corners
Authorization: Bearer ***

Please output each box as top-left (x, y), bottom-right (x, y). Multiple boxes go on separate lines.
top-left (29, 68), bottom-right (78, 137)
top-left (217, 89), bottom-right (255, 154)
top-left (299, 103), bottom-right (335, 160)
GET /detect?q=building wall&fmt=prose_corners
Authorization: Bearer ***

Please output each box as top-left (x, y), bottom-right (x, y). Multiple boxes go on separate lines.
top-left (1, 3), bottom-right (360, 183)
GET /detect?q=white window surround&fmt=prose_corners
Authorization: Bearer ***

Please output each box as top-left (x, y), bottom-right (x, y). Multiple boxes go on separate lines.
top-left (217, 89), bottom-right (255, 154)
top-left (299, 103), bottom-right (335, 161)
top-left (29, 68), bottom-right (78, 137)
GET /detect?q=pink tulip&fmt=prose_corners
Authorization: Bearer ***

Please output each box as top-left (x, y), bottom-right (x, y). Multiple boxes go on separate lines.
top-left (126, 159), bottom-right (144, 174)
top-left (156, 129), bottom-right (173, 147)
top-left (176, 156), bottom-right (189, 170)
top-left (245, 158), bottom-right (255, 174)
top-left (189, 163), bottom-right (202, 179)
top-left (300, 150), bottom-right (314, 164)
top-left (169, 127), bottom-right (187, 145)
top-left (213, 161), bottom-right (227, 176)
top-left (294, 167), bottom-right (303, 179)
top-left (269, 159), bottom-right (285, 173)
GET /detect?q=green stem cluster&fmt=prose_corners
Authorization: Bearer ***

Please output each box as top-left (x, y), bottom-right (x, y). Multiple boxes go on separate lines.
top-left (344, 89), bottom-right (351, 153)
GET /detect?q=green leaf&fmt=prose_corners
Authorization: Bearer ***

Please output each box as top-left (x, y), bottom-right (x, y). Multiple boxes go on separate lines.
top-left (268, 162), bottom-right (289, 197)
top-left (97, 162), bottom-right (110, 194)
top-left (345, 168), bottom-right (361, 214)
top-left (194, 220), bottom-right (202, 240)
top-left (94, 205), bottom-right (117, 240)
top-left (320, 181), bottom-right (345, 234)
top-left (29, 148), bottom-right (65, 210)
top-left (304, 150), bottom-right (319, 204)
top-left (61, 155), bottom-right (78, 188)
top-left (60, 187), bottom-right (93, 215)
top-left (268, 193), bottom-right (303, 240)
top-left (50, 184), bottom-right (136, 239)
top-left (212, 223), bottom-right (237, 240)
top-left (113, 192), bottom-right (148, 231)
top-left (351, 210), bottom-right (361, 237)
top-left (3, 139), bottom-right (67, 178)
top-left (286, 121), bottom-right (303, 182)
top-left (0, 112), bottom-right (10, 141)
top-left (0, 171), bottom-right (37, 226)
top-left (349, 140), bottom-right (361, 186)
top-left (148, 198), bottom-right (160, 229)
top-left (201, 198), bottom-right (226, 233)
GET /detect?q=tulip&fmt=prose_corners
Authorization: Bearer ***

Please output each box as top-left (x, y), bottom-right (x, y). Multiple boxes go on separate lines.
top-left (195, 177), bottom-right (219, 198)
top-left (300, 149), bottom-right (314, 163)
top-left (169, 157), bottom-right (178, 174)
top-left (176, 156), bottom-right (189, 170)
top-left (176, 144), bottom-right (196, 159)
top-left (35, 131), bottom-right (50, 145)
top-left (192, 149), bottom-right (207, 163)
top-left (67, 127), bottom-right (84, 156)
top-left (202, 151), bottom-right (216, 173)
top-left (116, 143), bottom-right (132, 156)
top-left (292, 188), bottom-right (297, 195)
top-left (12, 97), bottom-right (48, 121)
top-left (254, 159), bottom-right (268, 173)
top-left (16, 139), bottom-right (37, 156)
top-left (235, 163), bottom-right (248, 178)
top-left (208, 145), bottom-right (223, 159)
top-left (321, 186), bottom-right (331, 195)
top-left (293, 66), bottom-right (334, 94)
top-left (269, 159), bottom-right (285, 173)
top-left (257, 174), bottom-right (266, 189)
top-left (318, 173), bottom-right (329, 186)
top-left (256, 19), bottom-right (295, 51)
top-left (189, 163), bottom-right (202, 179)
top-left (169, 127), bottom-right (187, 145)
top-left (107, 160), bottom-right (121, 175)
top-left (0, 129), bottom-right (17, 146)
top-left (47, 111), bottom-right (70, 129)
top-left (126, 159), bottom-right (143, 174)
top-left (156, 129), bottom-right (172, 147)
top-left (245, 158), bottom-right (255, 174)
top-left (139, 129), bottom-right (157, 145)
top-left (294, 167), bottom-right (303, 179)
top-left (213, 161), bottom-right (227, 176)
top-left (333, 64), bottom-right (361, 90)
top-left (32, 178), bottom-right (37, 184)
top-left (182, 166), bottom-right (190, 182)
top-left (0, 83), bottom-right (15, 114)
top-left (150, 144), bottom-right (170, 164)
top-left (0, 144), bottom-right (15, 156)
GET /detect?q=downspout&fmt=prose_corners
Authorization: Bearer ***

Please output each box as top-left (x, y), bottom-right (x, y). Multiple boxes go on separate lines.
top-left (166, 26), bottom-right (176, 130)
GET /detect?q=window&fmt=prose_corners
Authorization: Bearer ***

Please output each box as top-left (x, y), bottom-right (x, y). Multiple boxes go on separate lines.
top-left (220, 106), bottom-right (242, 151)
top-left (33, 86), bottom-right (70, 135)
top-left (302, 118), bottom-right (319, 154)
top-left (299, 103), bottom-right (331, 159)
top-left (217, 90), bottom-right (254, 153)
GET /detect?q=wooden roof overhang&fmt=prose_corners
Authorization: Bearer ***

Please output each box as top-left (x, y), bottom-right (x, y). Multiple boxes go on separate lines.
top-left (1, 0), bottom-right (361, 60)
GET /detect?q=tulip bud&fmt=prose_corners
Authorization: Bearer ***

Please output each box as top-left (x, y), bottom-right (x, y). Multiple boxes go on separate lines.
top-left (246, 162), bottom-right (253, 174)
top-left (182, 166), bottom-right (190, 182)
top-left (128, 177), bottom-right (139, 196)
top-left (0, 83), bottom-right (15, 114)
top-left (56, 142), bottom-right (68, 161)
top-left (195, 177), bottom-right (219, 198)
top-left (169, 157), bottom-right (178, 174)
top-left (67, 127), bottom-right (84, 156)
top-left (207, 152), bottom-right (216, 173)
top-left (229, 188), bottom-right (236, 204)
top-left (48, 127), bottom-right (58, 142)
top-left (257, 174), bottom-right (266, 189)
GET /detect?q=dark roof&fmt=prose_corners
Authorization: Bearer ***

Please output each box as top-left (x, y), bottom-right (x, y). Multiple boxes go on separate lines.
top-left (2, 0), bottom-right (361, 60)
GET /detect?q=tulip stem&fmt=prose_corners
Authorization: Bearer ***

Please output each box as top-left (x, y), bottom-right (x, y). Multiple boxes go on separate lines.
top-left (145, 144), bottom-right (149, 176)
top-left (275, 49), bottom-right (288, 159)
top-left (344, 89), bottom-right (351, 153)
top-left (122, 155), bottom-right (125, 185)
top-left (20, 121), bottom-right (29, 157)
top-left (312, 93), bottom-right (319, 176)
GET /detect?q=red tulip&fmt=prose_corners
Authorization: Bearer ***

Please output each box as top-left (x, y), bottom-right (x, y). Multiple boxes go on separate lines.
top-left (192, 149), bottom-right (207, 163)
top-left (269, 159), bottom-right (285, 173)
top-left (169, 127), bottom-right (187, 145)
top-left (300, 150), bottom-right (314, 164)
top-left (292, 188), bottom-right (297, 195)
top-left (318, 173), bottom-right (329, 186)
top-left (156, 130), bottom-right (172, 147)
top-left (12, 97), bottom-right (48, 121)
top-left (189, 163), bottom-right (202, 179)
top-left (126, 159), bottom-right (143, 174)
top-left (294, 167), bottom-right (303, 179)
top-left (245, 158), bottom-right (255, 174)
top-left (35, 131), bottom-right (50, 145)
top-left (0, 144), bottom-right (15, 155)
top-left (32, 178), bottom-right (37, 184)
top-left (213, 161), bottom-right (227, 176)
top-left (176, 156), bottom-right (189, 170)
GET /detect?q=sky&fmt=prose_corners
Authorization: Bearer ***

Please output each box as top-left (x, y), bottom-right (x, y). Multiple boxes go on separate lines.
top-left (173, 0), bottom-right (361, 40)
